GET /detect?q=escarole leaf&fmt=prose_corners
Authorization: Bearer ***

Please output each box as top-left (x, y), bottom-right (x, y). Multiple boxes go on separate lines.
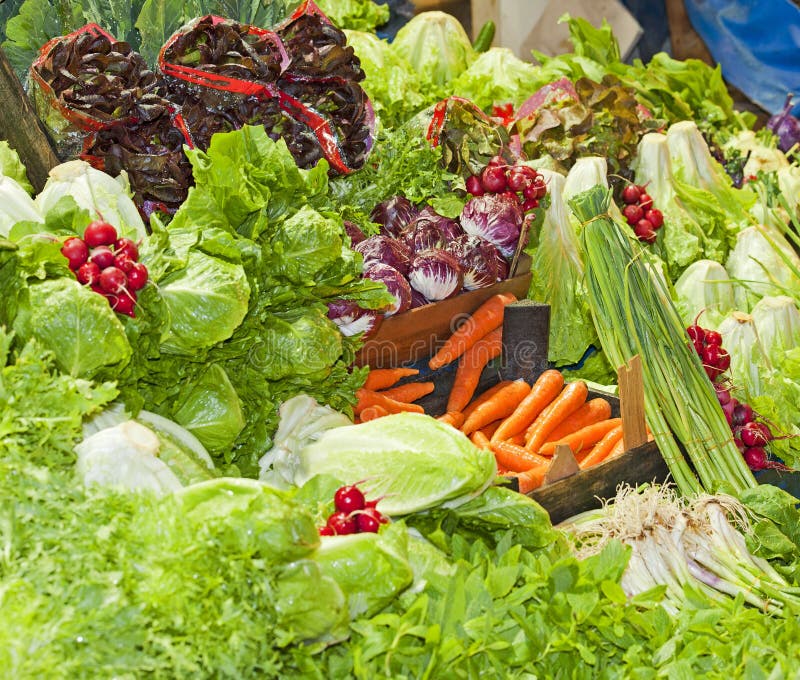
top-left (527, 168), bottom-right (596, 366)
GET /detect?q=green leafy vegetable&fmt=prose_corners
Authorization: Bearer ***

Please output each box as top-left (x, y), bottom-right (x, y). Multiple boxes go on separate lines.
top-left (0, 140), bottom-right (33, 193)
top-left (526, 168), bottom-right (596, 366)
top-left (314, 523), bottom-right (414, 619)
top-left (392, 11), bottom-right (476, 94)
top-left (294, 413), bottom-right (497, 515)
top-left (343, 29), bottom-right (427, 128)
top-left (0, 326), bottom-right (116, 466)
top-left (172, 363), bottom-right (246, 454)
top-left (158, 250), bottom-right (251, 354)
top-left (451, 47), bottom-right (538, 112)
top-left (315, 0), bottom-right (388, 32)
top-left (13, 277), bottom-right (132, 379)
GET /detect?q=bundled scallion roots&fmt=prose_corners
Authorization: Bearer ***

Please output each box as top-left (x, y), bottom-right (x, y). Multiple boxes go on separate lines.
top-left (562, 484), bottom-right (800, 615)
top-left (570, 185), bottom-right (755, 495)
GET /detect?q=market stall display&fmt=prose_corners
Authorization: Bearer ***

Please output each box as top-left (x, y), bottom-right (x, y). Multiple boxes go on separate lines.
top-left (2, 1), bottom-right (800, 677)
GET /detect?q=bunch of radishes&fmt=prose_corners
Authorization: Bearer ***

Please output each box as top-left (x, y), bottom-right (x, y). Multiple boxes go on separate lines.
top-left (465, 156), bottom-right (547, 213)
top-left (621, 183), bottom-right (663, 244)
top-left (319, 484), bottom-right (388, 536)
top-left (60, 221), bottom-right (148, 318)
top-left (687, 323), bottom-right (782, 471)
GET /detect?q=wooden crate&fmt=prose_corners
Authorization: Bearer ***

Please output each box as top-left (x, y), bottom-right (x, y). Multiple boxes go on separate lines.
top-left (390, 300), bottom-right (670, 521)
top-left (355, 268), bottom-right (533, 369)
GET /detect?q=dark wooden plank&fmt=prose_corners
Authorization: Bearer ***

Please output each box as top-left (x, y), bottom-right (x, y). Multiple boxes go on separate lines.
top-left (500, 300), bottom-right (550, 383)
top-left (530, 440), bottom-right (671, 525)
top-left (0, 48), bottom-right (59, 193)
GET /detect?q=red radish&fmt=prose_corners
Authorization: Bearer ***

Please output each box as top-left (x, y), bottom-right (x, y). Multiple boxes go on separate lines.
top-left (622, 204), bottom-right (644, 225)
top-left (114, 238), bottom-right (139, 261)
top-left (466, 175), bottom-right (484, 196)
top-left (99, 266), bottom-right (128, 295)
top-left (733, 437), bottom-right (746, 453)
top-left (693, 338), bottom-right (705, 356)
top-left (740, 421), bottom-right (771, 447)
top-left (60, 237), bottom-right (89, 270)
top-left (356, 507), bottom-right (384, 533)
top-left (720, 399), bottom-right (735, 424)
top-left (76, 261), bottom-right (101, 286)
top-left (638, 193), bottom-right (653, 210)
top-left (531, 176), bottom-right (547, 199)
top-left (318, 526), bottom-right (334, 536)
top-left (732, 403), bottom-right (753, 426)
top-left (686, 325), bottom-right (705, 343)
top-left (645, 208), bottom-right (663, 229)
top-left (334, 485), bottom-right (365, 514)
top-left (521, 198), bottom-right (539, 212)
top-left (488, 155), bottom-right (505, 167)
top-left (634, 219), bottom-right (657, 243)
top-left (114, 253), bottom-right (136, 273)
top-left (327, 511), bottom-right (357, 535)
top-left (522, 182), bottom-right (539, 200)
top-left (506, 166), bottom-right (534, 193)
top-left (714, 384), bottom-right (731, 405)
top-left (703, 344), bottom-right (723, 369)
top-left (704, 330), bottom-right (722, 346)
top-left (90, 246), bottom-right (115, 270)
top-left (621, 184), bottom-right (642, 204)
top-left (715, 347), bottom-right (731, 372)
top-left (127, 263), bottom-right (148, 291)
top-left (481, 165), bottom-right (508, 193)
top-left (113, 291), bottom-right (137, 317)
top-left (83, 221), bottom-right (118, 248)
top-left (743, 446), bottom-right (768, 470)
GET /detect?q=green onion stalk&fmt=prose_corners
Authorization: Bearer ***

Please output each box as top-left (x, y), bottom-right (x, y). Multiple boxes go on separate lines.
top-left (569, 186), bottom-right (756, 495)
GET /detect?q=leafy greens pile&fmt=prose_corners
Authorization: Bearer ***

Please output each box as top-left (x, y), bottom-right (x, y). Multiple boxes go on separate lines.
top-left (0, 127), bottom-right (391, 476)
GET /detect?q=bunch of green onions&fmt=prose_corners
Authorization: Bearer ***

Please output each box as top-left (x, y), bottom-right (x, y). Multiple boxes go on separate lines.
top-left (570, 186), bottom-right (755, 495)
top-left (562, 484), bottom-right (800, 615)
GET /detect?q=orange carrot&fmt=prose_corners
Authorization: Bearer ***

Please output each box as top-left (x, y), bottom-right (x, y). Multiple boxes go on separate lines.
top-left (446, 328), bottom-right (503, 412)
top-left (579, 424), bottom-right (624, 469)
top-left (537, 418), bottom-right (622, 457)
top-left (507, 433), bottom-right (526, 446)
top-left (461, 380), bottom-right (531, 435)
top-left (354, 389), bottom-right (425, 416)
top-left (360, 405), bottom-right (389, 422)
top-left (379, 381), bottom-right (434, 403)
top-left (524, 381), bottom-right (589, 453)
top-left (510, 466), bottom-right (547, 494)
top-left (437, 410), bottom-right (465, 428)
top-left (491, 369), bottom-right (564, 442)
top-left (462, 380), bottom-right (513, 419)
top-left (470, 430), bottom-right (492, 450)
top-left (490, 440), bottom-right (550, 472)
top-left (363, 367), bottom-right (419, 391)
top-left (543, 398), bottom-right (612, 444)
top-left (428, 293), bottom-right (516, 370)
top-left (479, 420), bottom-right (503, 440)
top-left (608, 436), bottom-right (626, 458)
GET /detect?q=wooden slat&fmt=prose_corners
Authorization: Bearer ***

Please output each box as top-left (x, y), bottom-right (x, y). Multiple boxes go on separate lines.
top-left (0, 48), bottom-right (59, 193)
top-left (530, 440), bottom-right (670, 525)
top-left (618, 355), bottom-right (648, 451)
top-left (543, 444), bottom-right (579, 486)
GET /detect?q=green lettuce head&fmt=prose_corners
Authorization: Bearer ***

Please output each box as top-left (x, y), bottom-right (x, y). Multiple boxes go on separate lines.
top-left (392, 11), bottom-right (476, 93)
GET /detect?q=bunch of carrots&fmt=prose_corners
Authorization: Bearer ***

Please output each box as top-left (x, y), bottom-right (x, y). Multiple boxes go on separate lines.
top-left (355, 292), bottom-right (637, 494)
top-left (441, 371), bottom-right (629, 493)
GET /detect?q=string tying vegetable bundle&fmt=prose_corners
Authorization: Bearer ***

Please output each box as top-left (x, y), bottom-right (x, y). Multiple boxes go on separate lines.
top-left (570, 186), bottom-right (755, 495)
top-left (562, 484), bottom-right (800, 615)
